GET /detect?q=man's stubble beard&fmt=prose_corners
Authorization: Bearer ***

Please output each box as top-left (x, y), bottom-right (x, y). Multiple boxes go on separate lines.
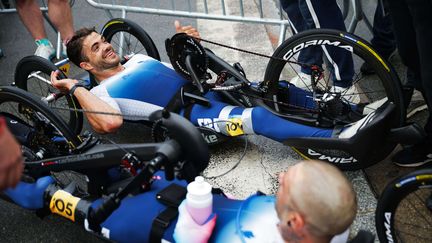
top-left (95, 56), bottom-right (121, 72)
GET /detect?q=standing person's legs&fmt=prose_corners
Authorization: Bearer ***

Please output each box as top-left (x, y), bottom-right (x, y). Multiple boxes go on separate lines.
top-left (406, 0), bottom-right (432, 135)
top-left (370, 1), bottom-right (396, 59)
top-left (16, 0), bottom-right (47, 40)
top-left (16, 0), bottom-right (55, 59)
top-left (298, 0), bottom-right (354, 86)
top-left (47, 0), bottom-right (74, 44)
top-left (280, 0), bottom-right (323, 79)
top-left (386, 0), bottom-right (432, 166)
top-left (361, 0), bottom-right (397, 74)
top-left (385, 0), bottom-right (420, 108)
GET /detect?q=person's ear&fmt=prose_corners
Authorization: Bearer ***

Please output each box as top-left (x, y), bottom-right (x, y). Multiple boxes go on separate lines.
top-left (80, 61), bottom-right (93, 71)
top-left (289, 212), bottom-right (305, 231)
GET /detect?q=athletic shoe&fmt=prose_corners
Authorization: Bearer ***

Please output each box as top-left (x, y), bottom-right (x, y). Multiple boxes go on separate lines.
top-left (407, 90), bottom-right (427, 118)
top-left (289, 72), bottom-right (311, 89)
top-left (393, 141), bottom-right (432, 167)
top-left (332, 85), bottom-right (361, 104)
top-left (34, 39), bottom-right (55, 60)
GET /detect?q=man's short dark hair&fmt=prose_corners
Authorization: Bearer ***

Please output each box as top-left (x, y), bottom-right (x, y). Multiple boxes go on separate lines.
top-left (66, 27), bottom-right (98, 67)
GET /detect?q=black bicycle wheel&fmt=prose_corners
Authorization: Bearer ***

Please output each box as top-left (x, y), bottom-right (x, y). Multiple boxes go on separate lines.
top-left (14, 55), bottom-right (83, 135)
top-left (376, 169), bottom-right (432, 243)
top-left (101, 18), bottom-right (161, 61)
top-left (264, 29), bottom-right (404, 169)
top-left (0, 86), bottom-right (81, 154)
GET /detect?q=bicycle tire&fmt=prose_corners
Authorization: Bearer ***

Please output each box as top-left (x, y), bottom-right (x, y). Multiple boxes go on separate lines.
top-left (14, 55), bottom-right (83, 135)
top-left (0, 86), bottom-right (81, 149)
top-left (375, 169), bottom-right (432, 243)
top-left (101, 18), bottom-right (161, 61)
top-left (264, 29), bottom-right (404, 170)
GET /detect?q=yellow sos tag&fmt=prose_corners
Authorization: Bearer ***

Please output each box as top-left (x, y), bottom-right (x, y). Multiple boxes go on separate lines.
top-left (59, 62), bottom-right (70, 76)
top-left (49, 190), bottom-right (80, 222)
top-left (226, 118), bottom-right (244, 136)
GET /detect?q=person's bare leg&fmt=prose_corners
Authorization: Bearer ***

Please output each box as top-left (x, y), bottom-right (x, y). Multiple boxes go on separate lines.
top-left (48, 0), bottom-right (74, 43)
top-left (16, 0), bottom-right (47, 40)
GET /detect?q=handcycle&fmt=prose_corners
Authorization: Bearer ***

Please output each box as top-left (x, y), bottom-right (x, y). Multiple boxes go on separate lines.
top-left (0, 86), bottom-right (376, 242)
top-left (375, 168), bottom-right (432, 243)
top-left (12, 18), bottom-right (423, 170)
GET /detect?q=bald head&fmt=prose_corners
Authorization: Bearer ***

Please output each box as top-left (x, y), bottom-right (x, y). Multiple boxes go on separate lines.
top-left (276, 160), bottom-right (357, 239)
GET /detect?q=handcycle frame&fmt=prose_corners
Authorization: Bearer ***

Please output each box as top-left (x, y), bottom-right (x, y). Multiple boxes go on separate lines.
top-left (0, 91), bottom-right (209, 239)
top-left (0, 86), bottom-right (376, 242)
top-left (13, 18), bottom-right (424, 170)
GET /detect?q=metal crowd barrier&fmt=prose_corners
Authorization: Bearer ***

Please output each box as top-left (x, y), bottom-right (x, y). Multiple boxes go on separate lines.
top-left (85, 0), bottom-right (290, 46)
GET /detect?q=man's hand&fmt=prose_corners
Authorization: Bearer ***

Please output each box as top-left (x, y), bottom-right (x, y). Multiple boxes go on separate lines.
top-left (173, 201), bottom-right (216, 243)
top-left (0, 118), bottom-right (24, 191)
top-left (175, 20), bottom-right (201, 39)
top-left (51, 70), bottom-right (78, 94)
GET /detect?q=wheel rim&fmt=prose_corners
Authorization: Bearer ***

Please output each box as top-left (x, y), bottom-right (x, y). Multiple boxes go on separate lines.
top-left (390, 187), bottom-right (432, 242)
top-left (264, 32), bottom-right (403, 168)
top-left (266, 42), bottom-right (399, 127)
top-left (0, 98), bottom-right (75, 157)
top-left (25, 69), bottom-right (77, 126)
top-left (15, 57), bottom-right (82, 135)
top-left (106, 30), bottom-right (152, 59)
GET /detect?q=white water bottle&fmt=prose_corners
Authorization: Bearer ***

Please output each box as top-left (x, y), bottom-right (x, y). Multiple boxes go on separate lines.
top-left (186, 176), bottom-right (213, 225)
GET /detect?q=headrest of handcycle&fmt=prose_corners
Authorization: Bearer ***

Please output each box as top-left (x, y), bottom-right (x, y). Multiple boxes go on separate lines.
top-left (165, 33), bottom-right (208, 81)
top-left (149, 110), bottom-right (209, 181)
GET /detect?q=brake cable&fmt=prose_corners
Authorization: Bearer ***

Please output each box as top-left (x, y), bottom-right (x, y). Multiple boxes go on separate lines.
top-left (46, 105), bottom-right (252, 178)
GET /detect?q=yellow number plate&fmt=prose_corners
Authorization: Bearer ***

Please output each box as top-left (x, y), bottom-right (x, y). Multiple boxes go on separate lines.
top-left (49, 190), bottom-right (80, 222)
top-left (226, 118), bottom-right (244, 136)
top-left (59, 62), bottom-right (70, 76)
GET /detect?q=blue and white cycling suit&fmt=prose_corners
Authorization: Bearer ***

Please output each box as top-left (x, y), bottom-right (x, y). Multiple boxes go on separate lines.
top-left (90, 54), bottom-right (361, 141)
top-left (4, 173), bottom-right (349, 243)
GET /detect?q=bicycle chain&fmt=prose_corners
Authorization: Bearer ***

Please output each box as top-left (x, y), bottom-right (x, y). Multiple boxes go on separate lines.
top-left (194, 37), bottom-right (309, 67)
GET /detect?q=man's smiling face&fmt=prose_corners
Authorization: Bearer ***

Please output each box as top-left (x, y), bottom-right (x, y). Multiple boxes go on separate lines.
top-left (81, 32), bottom-right (121, 71)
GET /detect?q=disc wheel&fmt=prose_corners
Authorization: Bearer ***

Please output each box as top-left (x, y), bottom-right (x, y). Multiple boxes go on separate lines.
top-left (264, 29), bottom-right (404, 169)
top-left (14, 55), bottom-right (83, 135)
top-left (376, 169), bottom-right (432, 243)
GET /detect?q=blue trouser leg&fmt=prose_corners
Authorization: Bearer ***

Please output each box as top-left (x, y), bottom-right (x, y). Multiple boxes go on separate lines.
top-left (186, 92), bottom-right (333, 142)
top-left (281, 0), bottom-right (323, 74)
top-left (280, 0), bottom-right (354, 86)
